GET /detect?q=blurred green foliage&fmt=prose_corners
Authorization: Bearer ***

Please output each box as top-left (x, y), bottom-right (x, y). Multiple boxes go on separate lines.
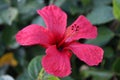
top-left (0, 0), bottom-right (120, 80)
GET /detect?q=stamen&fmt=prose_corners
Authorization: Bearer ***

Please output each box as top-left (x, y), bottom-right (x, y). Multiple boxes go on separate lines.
top-left (71, 26), bottom-right (74, 30)
top-left (71, 24), bottom-right (80, 32)
top-left (62, 24), bottom-right (80, 43)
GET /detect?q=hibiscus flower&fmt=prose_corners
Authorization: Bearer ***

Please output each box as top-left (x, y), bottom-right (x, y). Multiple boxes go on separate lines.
top-left (16, 5), bottom-right (104, 77)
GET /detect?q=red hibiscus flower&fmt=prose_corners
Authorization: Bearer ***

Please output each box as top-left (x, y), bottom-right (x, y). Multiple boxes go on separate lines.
top-left (16, 5), bottom-right (104, 77)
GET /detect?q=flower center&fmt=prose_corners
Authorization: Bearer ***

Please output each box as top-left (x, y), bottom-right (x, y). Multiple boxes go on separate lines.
top-left (56, 24), bottom-right (80, 51)
top-left (56, 24), bottom-right (80, 50)
top-left (57, 45), bottom-right (64, 51)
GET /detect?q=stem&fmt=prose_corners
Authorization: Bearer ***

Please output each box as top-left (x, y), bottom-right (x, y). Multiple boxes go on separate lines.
top-left (37, 68), bottom-right (45, 80)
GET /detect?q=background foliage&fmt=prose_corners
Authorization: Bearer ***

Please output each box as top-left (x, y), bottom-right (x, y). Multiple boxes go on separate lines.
top-left (0, 0), bottom-right (120, 80)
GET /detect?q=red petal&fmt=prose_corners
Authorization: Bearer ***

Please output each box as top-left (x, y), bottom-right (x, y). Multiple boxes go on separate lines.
top-left (37, 5), bottom-right (67, 40)
top-left (69, 42), bottom-right (104, 66)
top-left (16, 24), bottom-right (53, 47)
top-left (65, 15), bottom-right (97, 42)
top-left (42, 45), bottom-right (71, 77)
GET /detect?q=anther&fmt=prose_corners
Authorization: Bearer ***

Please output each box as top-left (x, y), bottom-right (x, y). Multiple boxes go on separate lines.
top-left (71, 26), bottom-right (74, 30)
top-left (71, 24), bottom-right (80, 32)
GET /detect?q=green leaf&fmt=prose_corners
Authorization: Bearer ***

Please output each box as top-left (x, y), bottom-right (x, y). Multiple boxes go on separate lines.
top-left (50, 0), bottom-right (66, 6)
top-left (81, 70), bottom-right (114, 80)
top-left (0, 75), bottom-right (14, 80)
top-left (32, 16), bottom-right (45, 27)
top-left (0, 18), bottom-right (3, 24)
top-left (16, 70), bottom-right (32, 80)
top-left (0, 0), bottom-right (10, 11)
top-left (86, 27), bottom-right (114, 46)
top-left (61, 77), bottom-right (74, 80)
top-left (61, 0), bottom-right (78, 13)
top-left (81, 0), bottom-right (91, 6)
top-left (14, 48), bottom-right (27, 68)
top-left (113, 0), bottom-right (120, 21)
top-left (44, 75), bottom-right (60, 80)
top-left (17, 0), bottom-right (26, 6)
top-left (112, 58), bottom-right (120, 73)
top-left (92, 76), bottom-right (111, 80)
top-left (69, 6), bottom-right (85, 15)
top-left (0, 7), bottom-right (18, 25)
top-left (18, 1), bottom-right (44, 20)
top-left (2, 26), bottom-right (19, 49)
top-left (28, 55), bottom-right (43, 80)
top-left (87, 6), bottom-right (115, 24)
top-left (93, 0), bottom-right (112, 6)
top-left (103, 47), bottom-right (114, 58)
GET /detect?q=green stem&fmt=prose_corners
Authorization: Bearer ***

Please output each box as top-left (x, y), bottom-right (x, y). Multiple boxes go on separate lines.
top-left (37, 68), bottom-right (45, 80)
